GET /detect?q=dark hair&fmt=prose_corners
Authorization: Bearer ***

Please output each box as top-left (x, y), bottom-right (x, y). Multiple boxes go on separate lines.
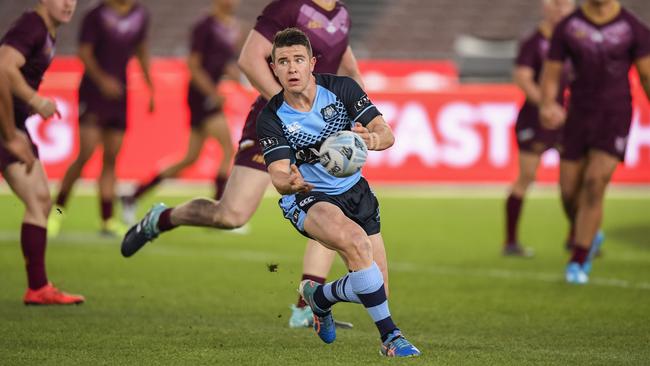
top-left (271, 27), bottom-right (313, 62)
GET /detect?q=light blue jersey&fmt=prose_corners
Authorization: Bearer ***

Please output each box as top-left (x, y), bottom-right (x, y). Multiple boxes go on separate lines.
top-left (257, 73), bottom-right (380, 195)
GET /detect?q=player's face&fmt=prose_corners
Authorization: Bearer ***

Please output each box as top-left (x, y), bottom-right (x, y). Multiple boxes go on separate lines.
top-left (543, 0), bottom-right (574, 25)
top-left (41, 0), bottom-right (77, 24)
top-left (272, 45), bottom-right (316, 94)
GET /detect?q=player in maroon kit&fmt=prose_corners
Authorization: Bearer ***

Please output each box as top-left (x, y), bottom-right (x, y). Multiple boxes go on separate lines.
top-left (0, 0), bottom-right (84, 305)
top-left (120, 0), bottom-right (367, 328)
top-left (541, 0), bottom-right (650, 284)
top-left (120, 0), bottom-right (240, 223)
top-left (49, 0), bottom-right (153, 237)
top-left (503, 0), bottom-right (575, 257)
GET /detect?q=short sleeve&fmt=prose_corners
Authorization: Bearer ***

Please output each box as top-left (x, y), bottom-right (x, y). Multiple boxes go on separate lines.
top-left (2, 14), bottom-right (42, 59)
top-left (515, 33), bottom-right (539, 68)
top-left (79, 9), bottom-right (99, 45)
top-left (631, 16), bottom-right (650, 60)
top-left (190, 20), bottom-right (207, 54)
top-left (253, 0), bottom-right (297, 42)
top-left (328, 76), bottom-right (381, 126)
top-left (547, 22), bottom-right (569, 62)
top-left (256, 103), bottom-right (292, 165)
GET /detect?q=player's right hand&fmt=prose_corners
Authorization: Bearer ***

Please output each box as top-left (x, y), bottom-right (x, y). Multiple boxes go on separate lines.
top-left (289, 164), bottom-right (313, 194)
top-left (2, 130), bottom-right (35, 173)
top-left (99, 76), bottom-right (124, 99)
top-left (540, 102), bottom-right (566, 130)
top-left (28, 94), bottom-right (58, 119)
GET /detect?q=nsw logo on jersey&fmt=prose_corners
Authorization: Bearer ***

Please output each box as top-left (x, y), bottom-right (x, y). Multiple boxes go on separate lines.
top-left (321, 104), bottom-right (339, 122)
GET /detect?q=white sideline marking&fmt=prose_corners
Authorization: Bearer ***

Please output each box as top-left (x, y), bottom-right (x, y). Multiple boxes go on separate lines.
top-left (1, 232), bottom-right (648, 291)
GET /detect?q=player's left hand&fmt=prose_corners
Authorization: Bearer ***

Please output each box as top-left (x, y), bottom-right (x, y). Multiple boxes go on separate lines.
top-left (289, 164), bottom-right (313, 194)
top-left (352, 122), bottom-right (377, 150)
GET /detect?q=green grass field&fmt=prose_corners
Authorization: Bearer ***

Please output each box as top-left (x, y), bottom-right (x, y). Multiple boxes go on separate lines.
top-left (1, 187), bottom-right (649, 365)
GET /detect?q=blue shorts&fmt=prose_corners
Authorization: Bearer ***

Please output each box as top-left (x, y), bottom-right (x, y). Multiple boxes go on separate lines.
top-left (278, 177), bottom-right (381, 239)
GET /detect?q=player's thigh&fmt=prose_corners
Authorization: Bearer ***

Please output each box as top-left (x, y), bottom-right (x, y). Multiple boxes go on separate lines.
top-left (517, 150), bottom-right (542, 183)
top-left (217, 165), bottom-right (270, 221)
top-left (303, 201), bottom-right (368, 254)
top-left (76, 123), bottom-right (102, 160)
top-left (4, 160), bottom-right (51, 213)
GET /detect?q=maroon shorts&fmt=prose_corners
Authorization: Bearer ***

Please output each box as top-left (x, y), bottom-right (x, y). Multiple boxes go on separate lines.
top-left (515, 103), bottom-right (562, 153)
top-left (233, 96), bottom-right (268, 171)
top-left (78, 81), bottom-right (127, 131)
top-left (0, 129), bottom-right (39, 171)
top-left (560, 105), bottom-right (633, 162)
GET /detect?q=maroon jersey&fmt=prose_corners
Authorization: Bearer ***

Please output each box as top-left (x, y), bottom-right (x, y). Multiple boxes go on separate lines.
top-left (548, 7), bottom-right (650, 109)
top-left (254, 0), bottom-right (351, 73)
top-left (78, 2), bottom-right (149, 93)
top-left (187, 14), bottom-right (239, 121)
top-left (0, 11), bottom-right (56, 129)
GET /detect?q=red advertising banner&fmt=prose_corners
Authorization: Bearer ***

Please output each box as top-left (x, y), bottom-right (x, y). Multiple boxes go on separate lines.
top-left (25, 58), bottom-right (650, 184)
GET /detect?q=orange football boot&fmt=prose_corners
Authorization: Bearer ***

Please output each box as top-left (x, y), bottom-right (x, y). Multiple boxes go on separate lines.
top-left (23, 283), bottom-right (85, 305)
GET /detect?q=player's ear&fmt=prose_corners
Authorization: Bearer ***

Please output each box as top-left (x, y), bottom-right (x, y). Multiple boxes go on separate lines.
top-left (270, 61), bottom-right (279, 77)
top-left (310, 56), bottom-right (316, 71)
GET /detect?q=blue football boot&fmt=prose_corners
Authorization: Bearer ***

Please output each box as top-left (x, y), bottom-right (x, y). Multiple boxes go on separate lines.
top-left (298, 280), bottom-right (336, 344)
top-left (380, 329), bottom-right (421, 357)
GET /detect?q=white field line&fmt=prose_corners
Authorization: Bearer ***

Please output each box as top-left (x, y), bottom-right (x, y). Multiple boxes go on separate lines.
top-left (1, 232), bottom-right (648, 291)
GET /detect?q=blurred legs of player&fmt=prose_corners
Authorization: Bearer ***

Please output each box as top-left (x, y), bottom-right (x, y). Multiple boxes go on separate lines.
top-left (503, 151), bottom-right (539, 257)
top-left (562, 150), bottom-right (612, 284)
top-left (49, 116), bottom-right (127, 238)
top-left (4, 161), bottom-right (84, 305)
top-left (122, 112), bottom-right (234, 224)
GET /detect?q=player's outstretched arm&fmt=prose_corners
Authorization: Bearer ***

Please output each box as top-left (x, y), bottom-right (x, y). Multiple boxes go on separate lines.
top-left (135, 40), bottom-right (155, 112)
top-left (0, 45), bottom-right (57, 119)
top-left (352, 117), bottom-right (394, 151)
top-left (513, 66), bottom-right (542, 106)
top-left (188, 52), bottom-right (222, 106)
top-left (0, 69), bottom-right (35, 172)
top-left (237, 29), bottom-right (282, 100)
top-left (268, 160), bottom-right (313, 195)
top-left (636, 56), bottom-right (650, 102)
top-left (337, 46), bottom-right (364, 88)
top-left (539, 60), bottom-right (566, 129)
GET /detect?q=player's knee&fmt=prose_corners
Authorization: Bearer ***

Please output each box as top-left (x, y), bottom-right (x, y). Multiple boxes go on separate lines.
top-left (341, 231), bottom-right (372, 263)
top-left (582, 175), bottom-right (608, 206)
top-left (213, 206), bottom-right (249, 229)
top-left (33, 189), bottom-right (52, 218)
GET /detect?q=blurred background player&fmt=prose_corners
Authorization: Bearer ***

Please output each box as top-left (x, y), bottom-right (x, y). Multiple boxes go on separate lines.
top-left (541, 0), bottom-right (650, 284)
top-left (120, 0), bottom-right (240, 223)
top-left (503, 0), bottom-right (575, 257)
top-left (49, 0), bottom-right (153, 237)
top-left (0, 0), bottom-right (84, 305)
top-left (120, 0), bottom-right (365, 328)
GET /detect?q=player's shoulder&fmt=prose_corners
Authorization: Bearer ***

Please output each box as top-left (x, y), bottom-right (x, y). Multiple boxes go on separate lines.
top-left (192, 14), bottom-right (213, 30)
top-left (556, 8), bottom-right (581, 31)
top-left (4, 11), bottom-right (46, 41)
top-left (315, 73), bottom-right (357, 90)
top-left (620, 7), bottom-right (649, 29)
top-left (519, 28), bottom-right (543, 47)
top-left (262, 93), bottom-right (286, 117)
